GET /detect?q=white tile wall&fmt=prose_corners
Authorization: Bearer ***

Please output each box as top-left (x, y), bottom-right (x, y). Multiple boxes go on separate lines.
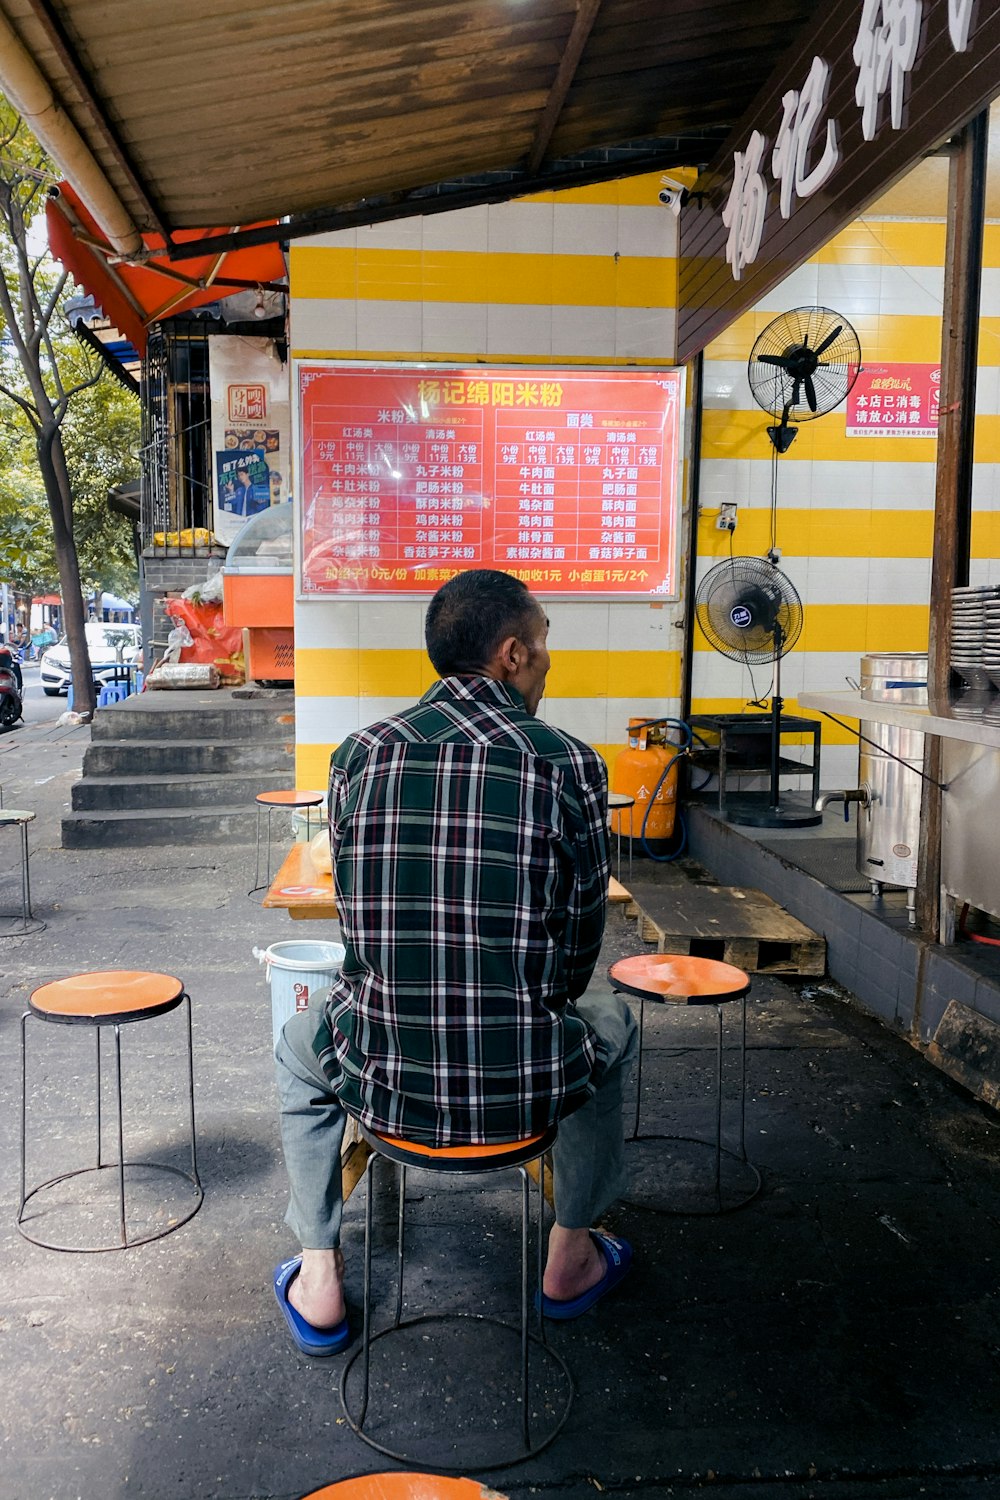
top-left (296, 601), bottom-right (360, 650)
top-left (800, 555), bottom-right (871, 605)
top-left (358, 601), bottom-right (425, 650)
top-left (486, 201), bottom-right (554, 255)
top-left (356, 299), bottom-right (423, 352)
top-left (295, 695), bottom-right (362, 746)
top-left (291, 297), bottom-right (358, 352)
top-left (551, 303), bottom-right (617, 357)
top-left (421, 206), bottom-right (489, 253)
top-left (421, 301), bottom-right (489, 355)
top-left (607, 603), bottom-right (684, 651)
top-left (546, 602), bottom-right (610, 652)
top-left (614, 304), bottom-right (676, 360)
top-left (486, 303), bottom-right (552, 357)
top-left (616, 204), bottom-right (677, 258)
top-left (553, 204), bottom-right (619, 257)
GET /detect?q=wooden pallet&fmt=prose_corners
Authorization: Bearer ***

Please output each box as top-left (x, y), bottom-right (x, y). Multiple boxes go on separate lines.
top-left (623, 883), bottom-right (825, 976)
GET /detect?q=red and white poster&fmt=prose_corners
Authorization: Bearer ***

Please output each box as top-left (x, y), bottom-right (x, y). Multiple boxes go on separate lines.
top-left (296, 363), bottom-right (683, 598)
top-left (845, 363), bottom-right (940, 438)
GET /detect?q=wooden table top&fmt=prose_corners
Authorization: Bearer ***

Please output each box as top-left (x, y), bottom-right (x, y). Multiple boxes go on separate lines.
top-left (264, 844), bottom-right (630, 920)
top-left (262, 841), bottom-right (338, 919)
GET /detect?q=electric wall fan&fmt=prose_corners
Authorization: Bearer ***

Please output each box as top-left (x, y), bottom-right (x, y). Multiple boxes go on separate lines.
top-left (695, 555), bottom-right (820, 828)
top-left (748, 306), bottom-right (862, 452)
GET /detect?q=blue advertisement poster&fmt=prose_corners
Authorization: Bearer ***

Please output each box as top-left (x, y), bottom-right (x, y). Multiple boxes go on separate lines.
top-left (216, 448), bottom-right (271, 517)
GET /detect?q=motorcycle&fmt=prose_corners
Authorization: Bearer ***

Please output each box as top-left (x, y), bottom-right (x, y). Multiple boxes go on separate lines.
top-left (0, 646), bottom-right (24, 727)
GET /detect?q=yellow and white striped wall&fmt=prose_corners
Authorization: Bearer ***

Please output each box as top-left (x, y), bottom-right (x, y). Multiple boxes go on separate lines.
top-left (289, 176), bottom-right (686, 790)
top-left (695, 213), bottom-right (1000, 789)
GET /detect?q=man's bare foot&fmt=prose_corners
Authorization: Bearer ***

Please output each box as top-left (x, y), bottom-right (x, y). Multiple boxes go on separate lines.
top-left (542, 1225), bottom-right (606, 1302)
top-left (287, 1247), bottom-right (346, 1328)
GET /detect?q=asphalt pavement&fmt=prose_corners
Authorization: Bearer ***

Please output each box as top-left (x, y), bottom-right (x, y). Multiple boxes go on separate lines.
top-left (4, 705), bottom-right (1000, 1499)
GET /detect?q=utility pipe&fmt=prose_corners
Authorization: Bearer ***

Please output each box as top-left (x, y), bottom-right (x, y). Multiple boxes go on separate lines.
top-left (0, 9), bottom-right (143, 259)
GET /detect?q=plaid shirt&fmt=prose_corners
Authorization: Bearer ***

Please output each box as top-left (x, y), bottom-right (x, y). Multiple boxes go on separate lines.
top-left (320, 674), bottom-right (610, 1145)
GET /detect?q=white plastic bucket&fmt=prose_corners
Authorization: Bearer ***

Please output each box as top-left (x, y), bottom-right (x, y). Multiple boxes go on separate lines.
top-left (254, 939), bottom-right (345, 1047)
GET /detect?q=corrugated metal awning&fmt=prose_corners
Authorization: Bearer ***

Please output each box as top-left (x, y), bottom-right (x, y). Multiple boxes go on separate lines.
top-left (0, 0), bottom-right (816, 258)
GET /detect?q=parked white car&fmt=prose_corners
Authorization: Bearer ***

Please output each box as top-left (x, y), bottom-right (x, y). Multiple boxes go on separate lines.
top-left (40, 622), bottom-right (141, 696)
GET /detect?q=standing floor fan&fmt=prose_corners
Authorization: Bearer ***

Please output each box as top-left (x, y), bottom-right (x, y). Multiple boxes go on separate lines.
top-left (695, 556), bottom-right (820, 828)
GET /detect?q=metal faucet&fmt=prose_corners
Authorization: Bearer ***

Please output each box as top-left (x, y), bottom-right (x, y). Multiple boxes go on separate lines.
top-left (815, 787), bottom-right (871, 816)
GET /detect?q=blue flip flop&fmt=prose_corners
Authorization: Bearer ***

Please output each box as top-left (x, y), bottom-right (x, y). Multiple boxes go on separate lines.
top-left (537, 1231), bottom-right (633, 1321)
top-left (273, 1256), bottom-right (351, 1356)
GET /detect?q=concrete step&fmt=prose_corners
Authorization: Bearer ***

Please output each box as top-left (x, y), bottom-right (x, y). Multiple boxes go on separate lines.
top-left (61, 805), bottom-right (262, 848)
top-left (83, 739), bottom-right (295, 777)
top-left (71, 771), bottom-right (298, 813)
top-left (90, 700), bottom-right (295, 743)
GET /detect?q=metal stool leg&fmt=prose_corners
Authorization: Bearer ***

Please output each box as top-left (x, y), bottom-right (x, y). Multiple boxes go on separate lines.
top-left (630, 994), bottom-right (645, 1140)
top-left (114, 1024), bottom-right (126, 1247)
top-left (251, 801), bottom-right (264, 894)
top-left (95, 1027), bottom-right (102, 1168)
top-left (713, 1004), bottom-right (724, 1210)
top-left (358, 1150), bottom-right (377, 1429)
top-left (183, 994), bottom-right (201, 1189)
top-left (19, 1012), bottom-right (28, 1216)
top-left (394, 1163), bottom-right (406, 1328)
top-left (19, 818), bottom-right (32, 929)
top-left (519, 1164), bottom-right (530, 1449)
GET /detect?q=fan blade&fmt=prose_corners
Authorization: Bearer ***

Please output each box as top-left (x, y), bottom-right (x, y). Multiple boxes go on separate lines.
top-left (814, 323), bottom-right (843, 357)
top-left (757, 354), bottom-right (791, 369)
top-left (804, 374), bottom-right (818, 413)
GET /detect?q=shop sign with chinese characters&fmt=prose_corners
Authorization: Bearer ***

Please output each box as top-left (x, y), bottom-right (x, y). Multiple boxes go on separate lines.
top-left (679, 1), bottom-right (1000, 360)
top-left (723, 1), bottom-right (981, 282)
top-left (845, 363), bottom-right (940, 437)
top-left (296, 363), bottom-right (683, 598)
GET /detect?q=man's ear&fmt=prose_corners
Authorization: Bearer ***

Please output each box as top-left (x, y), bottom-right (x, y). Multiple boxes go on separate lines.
top-left (496, 634), bottom-right (521, 676)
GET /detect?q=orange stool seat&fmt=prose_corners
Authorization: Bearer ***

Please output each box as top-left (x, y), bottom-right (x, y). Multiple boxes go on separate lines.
top-left (18, 969), bottom-right (202, 1252)
top-left (340, 1118), bottom-right (572, 1472)
top-left (609, 952), bottom-right (760, 1216)
top-left (251, 789), bottom-right (326, 896)
top-left (302, 1477), bottom-right (506, 1500)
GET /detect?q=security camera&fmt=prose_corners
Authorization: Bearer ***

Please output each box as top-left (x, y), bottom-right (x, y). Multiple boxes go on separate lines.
top-left (657, 175), bottom-right (688, 215)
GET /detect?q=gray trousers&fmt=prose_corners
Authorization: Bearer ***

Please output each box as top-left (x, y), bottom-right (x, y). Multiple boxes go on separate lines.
top-left (274, 982), bottom-right (638, 1248)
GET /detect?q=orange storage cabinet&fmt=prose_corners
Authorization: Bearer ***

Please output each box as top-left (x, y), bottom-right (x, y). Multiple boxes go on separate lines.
top-left (221, 504), bottom-right (294, 684)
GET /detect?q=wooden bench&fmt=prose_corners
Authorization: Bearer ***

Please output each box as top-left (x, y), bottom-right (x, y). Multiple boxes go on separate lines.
top-left (263, 840), bottom-right (337, 919)
top-left (265, 844), bottom-right (630, 919)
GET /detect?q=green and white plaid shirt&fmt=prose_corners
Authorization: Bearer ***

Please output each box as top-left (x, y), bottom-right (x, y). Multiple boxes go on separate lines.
top-left (321, 674), bottom-right (610, 1145)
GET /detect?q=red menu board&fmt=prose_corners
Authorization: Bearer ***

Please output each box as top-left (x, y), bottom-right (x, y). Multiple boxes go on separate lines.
top-left (846, 363), bottom-right (940, 438)
top-left (297, 363), bottom-right (683, 597)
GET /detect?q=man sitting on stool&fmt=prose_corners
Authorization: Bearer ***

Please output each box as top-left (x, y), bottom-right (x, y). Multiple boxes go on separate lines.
top-left (273, 568), bottom-right (637, 1353)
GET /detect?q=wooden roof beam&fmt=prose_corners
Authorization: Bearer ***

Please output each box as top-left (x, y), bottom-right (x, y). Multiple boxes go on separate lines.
top-left (525, 0), bottom-right (603, 176)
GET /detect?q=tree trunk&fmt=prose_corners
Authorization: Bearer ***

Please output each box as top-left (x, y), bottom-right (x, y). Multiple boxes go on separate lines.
top-left (37, 423), bottom-right (96, 720)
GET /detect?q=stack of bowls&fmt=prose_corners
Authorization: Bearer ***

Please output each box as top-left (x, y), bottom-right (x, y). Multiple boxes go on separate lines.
top-left (951, 585), bottom-right (994, 689)
top-left (985, 590), bottom-right (1000, 690)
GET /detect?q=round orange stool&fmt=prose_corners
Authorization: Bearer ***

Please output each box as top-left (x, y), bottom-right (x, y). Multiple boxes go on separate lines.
top-left (18, 970), bottom-right (202, 1251)
top-left (251, 788), bottom-right (325, 894)
top-left (301, 1476), bottom-right (506, 1500)
top-left (339, 1120), bottom-right (572, 1472)
top-left (609, 953), bottom-right (760, 1215)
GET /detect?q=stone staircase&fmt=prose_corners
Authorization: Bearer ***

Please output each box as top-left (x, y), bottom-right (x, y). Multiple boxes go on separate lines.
top-left (62, 688), bottom-right (299, 848)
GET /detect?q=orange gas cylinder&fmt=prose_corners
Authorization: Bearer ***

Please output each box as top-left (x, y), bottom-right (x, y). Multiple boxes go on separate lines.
top-left (611, 718), bottom-right (680, 843)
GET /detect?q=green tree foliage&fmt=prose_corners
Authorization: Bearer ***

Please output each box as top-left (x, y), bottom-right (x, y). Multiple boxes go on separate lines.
top-left (0, 348), bottom-right (139, 596)
top-left (0, 98), bottom-right (139, 713)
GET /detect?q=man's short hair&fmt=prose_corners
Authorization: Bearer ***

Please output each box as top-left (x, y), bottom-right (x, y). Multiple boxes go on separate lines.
top-left (425, 569), bottom-right (540, 675)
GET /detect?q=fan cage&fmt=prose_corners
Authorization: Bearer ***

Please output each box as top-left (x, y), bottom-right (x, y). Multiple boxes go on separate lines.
top-left (695, 558), bottom-right (803, 664)
top-left (748, 306), bottom-right (861, 424)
